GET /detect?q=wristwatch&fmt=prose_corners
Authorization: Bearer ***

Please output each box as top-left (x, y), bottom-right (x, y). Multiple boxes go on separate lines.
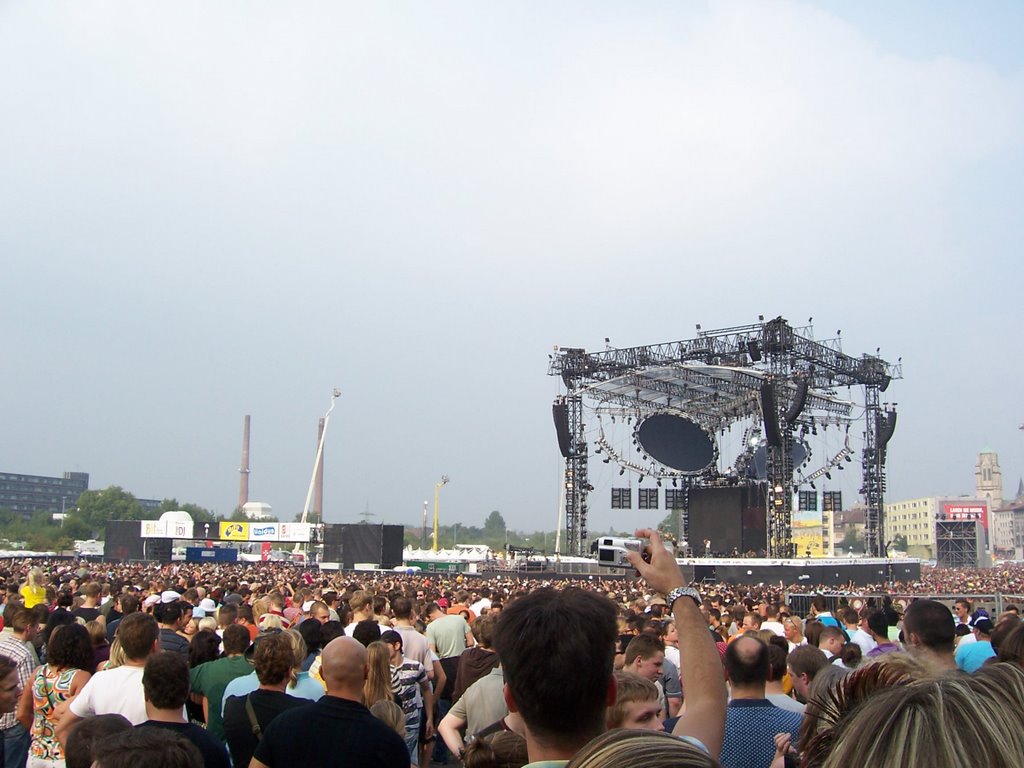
top-left (665, 586), bottom-right (702, 609)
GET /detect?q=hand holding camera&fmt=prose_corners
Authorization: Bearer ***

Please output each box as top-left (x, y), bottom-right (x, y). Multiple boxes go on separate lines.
top-left (624, 528), bottom-right (686, 596)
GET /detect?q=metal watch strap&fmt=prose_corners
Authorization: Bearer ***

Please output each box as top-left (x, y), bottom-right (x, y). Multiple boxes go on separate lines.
top-left (666, 586), bottom-right (701, 608)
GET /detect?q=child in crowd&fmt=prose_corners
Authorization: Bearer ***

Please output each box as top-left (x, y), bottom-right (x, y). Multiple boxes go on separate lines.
top-left (607, 671), bottom-right (664, 731)
top-left (381, 630), bottom-right (432, 765)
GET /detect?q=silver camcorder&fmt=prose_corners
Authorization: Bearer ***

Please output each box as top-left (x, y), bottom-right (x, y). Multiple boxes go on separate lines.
top-left (596, 536), bottom-right (644, 567)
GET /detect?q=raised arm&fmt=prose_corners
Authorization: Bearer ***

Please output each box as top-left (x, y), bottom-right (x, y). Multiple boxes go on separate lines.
top-left (626, 529), bottom-right (727, 759)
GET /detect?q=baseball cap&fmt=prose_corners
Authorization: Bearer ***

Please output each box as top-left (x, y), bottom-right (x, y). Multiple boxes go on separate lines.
top-left (974, 618), bottom-right (995, 634)
top-left (161, 590), bottom-right (181, 603)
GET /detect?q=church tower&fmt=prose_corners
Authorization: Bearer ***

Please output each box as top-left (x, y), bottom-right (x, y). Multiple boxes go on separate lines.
top-left (976, 449), bottom-right (1004, 512)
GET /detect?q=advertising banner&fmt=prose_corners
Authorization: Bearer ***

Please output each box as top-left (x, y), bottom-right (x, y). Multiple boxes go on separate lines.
top-left (942, 503), bottom-right (988, 530)
top-left (248, 523), bottom-right (280, 541)
top-left (219, 522), bottom-right (249, 541)
top-left (166, 520), bottom-right (194, 539)
top-left (277, 523), bottom-right (312, 542)
top-left (141, 520), bottom-right (166, 538)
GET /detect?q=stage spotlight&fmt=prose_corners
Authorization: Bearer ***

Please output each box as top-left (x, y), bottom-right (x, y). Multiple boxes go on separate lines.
top-left (639, 475), bottom-right (645, 483)
top-left (825, 472), bottom-right (832, 480)
top-left (602, 458), bottom-right (610, 464)
top-left (619, 468), bottom-right (625, 475)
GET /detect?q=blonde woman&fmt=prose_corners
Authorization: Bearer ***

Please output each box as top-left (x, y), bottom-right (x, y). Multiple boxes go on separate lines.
top-left (370, 700), bottom-right (405, 737)
top-left (806, 661), bottom-right (1024, 768)
top-left (20, 568), bottom-right (47, 609)
top-left (363, 641), bottom-right (394, 710)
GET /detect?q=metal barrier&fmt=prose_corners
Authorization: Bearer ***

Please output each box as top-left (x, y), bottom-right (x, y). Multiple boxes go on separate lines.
top-left (784, 592), bottom-right (1019, 618)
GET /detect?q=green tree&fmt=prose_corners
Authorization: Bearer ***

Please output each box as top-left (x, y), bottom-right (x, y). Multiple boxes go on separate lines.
top-left (75, 486), bottom-right (145, 528)
top-left (483, 511), bottom-right (507, 540)
top-left (157, 499), bottom-right (216, 524)
top-left (59, 515), bottom-right (93, 541)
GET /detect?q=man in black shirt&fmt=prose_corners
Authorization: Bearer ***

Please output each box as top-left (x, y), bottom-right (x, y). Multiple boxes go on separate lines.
top-left (72, 583), bottom-right (102, 623)
top-left (252, 637), bottom-right (408, 768)
top-left (136, 652), bottom-right (230, 768)
top-left (222, 632), bottom-right (306, 768)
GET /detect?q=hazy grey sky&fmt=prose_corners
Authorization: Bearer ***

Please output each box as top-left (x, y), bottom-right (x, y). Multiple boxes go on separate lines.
top-left (3, 1), bottom-right (1022, 536)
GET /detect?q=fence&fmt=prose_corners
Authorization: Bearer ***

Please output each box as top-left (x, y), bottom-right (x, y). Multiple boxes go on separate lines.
top-left (784, 592), bottom-right (1024, 618)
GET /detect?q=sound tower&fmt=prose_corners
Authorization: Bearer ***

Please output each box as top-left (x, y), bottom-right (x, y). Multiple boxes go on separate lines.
top-left (322, 524), bottom-right (344, 563)
top-left (553, 400), bottom-right (571, 458)
top-left (143, 538), bottom-right (173, 563)
top-left (759, 382), bottom-right (782, 447)
top-left (103, 521), bottom-right (145, 562)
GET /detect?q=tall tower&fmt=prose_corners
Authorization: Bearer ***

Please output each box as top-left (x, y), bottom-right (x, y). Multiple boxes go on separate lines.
top-left (238, 415), bottom-right (251, 511)
top-left (975, 449), bottom-right (1003, 512)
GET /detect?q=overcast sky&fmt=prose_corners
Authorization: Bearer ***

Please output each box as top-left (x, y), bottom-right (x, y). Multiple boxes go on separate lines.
top-left (2, 1), bottom-right (1022, 538)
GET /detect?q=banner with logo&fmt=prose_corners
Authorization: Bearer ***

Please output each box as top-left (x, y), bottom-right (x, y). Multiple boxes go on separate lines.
top-left (277, 522), bottom-right (312, 542)
top-left (141, 520), bottom-right (167, 538)
top-left (140, 519), bottom-right (195, 539)
top-left (248, 523), bottom-right (280, 541)
top-left (219, 522), bottom-right (249, 541)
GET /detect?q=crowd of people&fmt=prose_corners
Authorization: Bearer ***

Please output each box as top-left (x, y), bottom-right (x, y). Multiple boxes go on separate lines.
top-left (0, 550), bottom-right (1022, 768)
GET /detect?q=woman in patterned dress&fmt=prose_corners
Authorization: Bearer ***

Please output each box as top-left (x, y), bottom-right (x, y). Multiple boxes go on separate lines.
top-left (18, 623), bottom-right (94, 768)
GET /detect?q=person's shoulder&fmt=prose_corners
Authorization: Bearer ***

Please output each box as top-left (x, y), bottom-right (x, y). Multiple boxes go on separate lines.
top-left (261, 699), bottom-right (318, 730)
top-left (98, 664), bottom-right (140, 680)
top-left (772, 704), bottom-right (803, 728)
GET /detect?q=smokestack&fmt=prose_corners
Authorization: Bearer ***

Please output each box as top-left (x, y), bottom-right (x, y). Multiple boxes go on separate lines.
top-left (313, 417), bottom-right (325, 522)
top-left (238, 415), bottom-right (251, 511)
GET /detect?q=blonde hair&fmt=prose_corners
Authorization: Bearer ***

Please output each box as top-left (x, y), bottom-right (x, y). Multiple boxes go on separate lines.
top-left (258, 613), bottom-right (283, 631)
top-left (364, 641), bottom-right (393, 709)
top-left (85, 620), bottom-right (106, 646)
top-left (197, 617), bottom-right (218, 633)
top-left (369, 699), bottom-right (405, 736)
top-left (283, 629), bottom-right (307, 687)
top-left (104, 638), bottom-right (126, 670)
top-left (566, 729), bottom-right (717, 768)
top-left (607, 672), bottom-right (660, 729)
top-left (811, 662), bottom-right (1024, 768)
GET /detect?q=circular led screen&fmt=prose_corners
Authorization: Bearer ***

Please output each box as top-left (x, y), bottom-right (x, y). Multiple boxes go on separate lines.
top-left (750, 442), bottom-right (809, 480)
top-left (636, 414), bottom-right (715, 473)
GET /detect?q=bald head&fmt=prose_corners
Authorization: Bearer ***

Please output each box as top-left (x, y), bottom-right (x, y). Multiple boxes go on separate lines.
top-left (725, 635), bottom-right (769, 687)
top-left (320, 637), bottom-right (368, 699)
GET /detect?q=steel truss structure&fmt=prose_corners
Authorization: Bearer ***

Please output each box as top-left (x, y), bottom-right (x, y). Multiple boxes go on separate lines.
top-left (549, 317), bottom-right (901, 557)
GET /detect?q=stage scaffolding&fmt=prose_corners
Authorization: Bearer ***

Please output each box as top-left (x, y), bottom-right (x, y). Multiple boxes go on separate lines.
top-left (549, 317), bottom-right (901, 557)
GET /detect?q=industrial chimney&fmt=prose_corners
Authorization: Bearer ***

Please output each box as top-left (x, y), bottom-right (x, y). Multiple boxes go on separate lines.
top-left (238, 415), bottom-right (251, 510)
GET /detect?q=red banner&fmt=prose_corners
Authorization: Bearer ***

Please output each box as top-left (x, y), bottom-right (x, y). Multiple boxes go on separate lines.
top-left (942, 503), bottom-right (988, 530)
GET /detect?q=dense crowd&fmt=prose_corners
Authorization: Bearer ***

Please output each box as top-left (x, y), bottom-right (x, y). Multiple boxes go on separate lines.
top-left (0, 548), bottom-right (1022, 768)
